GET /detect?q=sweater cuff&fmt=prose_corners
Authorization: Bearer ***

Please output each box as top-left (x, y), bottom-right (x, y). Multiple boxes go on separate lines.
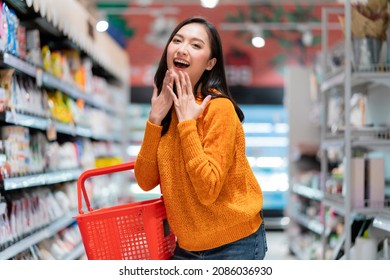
top-left (177, 120), bottom-right (202, 162)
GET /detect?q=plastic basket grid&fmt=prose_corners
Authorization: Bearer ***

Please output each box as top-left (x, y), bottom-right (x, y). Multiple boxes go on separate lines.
top-left (74, 162), bottom-right (175, 260)
top-left (76, 198), bottom-right (175, 260)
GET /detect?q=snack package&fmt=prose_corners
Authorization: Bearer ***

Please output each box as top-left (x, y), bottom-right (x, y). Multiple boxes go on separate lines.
top-left (0, 1), bottom-right (8, 51)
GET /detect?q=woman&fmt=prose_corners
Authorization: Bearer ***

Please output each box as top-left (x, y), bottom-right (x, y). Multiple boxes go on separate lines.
top-left (134, 16), bottom-right (267, 260)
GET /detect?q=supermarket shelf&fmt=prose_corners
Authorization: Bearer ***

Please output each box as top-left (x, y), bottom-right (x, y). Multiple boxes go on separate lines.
top-left (292, 184), bottom-right (323, 201)
top-left (92, 132), bottom-right (123, 142)
top-left (0, 212), bottom-right (77, 260)
top-left (322, 132), bottom-right (390, 150)
top-left (54, 121), bottom-right (77, 136)
top-left (321, 69), bottom-right (345, 92)
top-left (1, 52), bottom-right (37, 77)
top-left (372, 213), bottom-right (390, 233)
top-left (323, 195), bottom-right (390, 221)
top-left (290, 212), bottom-right (325, 236)
top-left (0, 1), bottom-right (129, 264)
top-left (319, 4), bottom-right (390, 260)
top-left (321, 138), bottom-right (344, 149)
top-left (322, 138), bottom-right (390, 150)
top-left (323, 194), bottom-right (346, 215)
top-left (0, 52), bottom-right (117, 115)
top-left (3, 169), bottom-right (82, 191)
top-left (321, 141), bottom-right (390, 150)
top-left (75, 126), bottom-right (93, 138)
top-left (42, 73), bottom-right (115, 115)
top-left (353, 139), bottom-right (390, 150)
top-left (1, 111), bottom-right (122, 142)
top-left (63, 242), bottom-right (86, 260)
top-left (353, 71), bottom-right (390, 88)
top-left (321, 69), bottom-right (390, 92)
top-left (3, 111), bottom-right (50, 131)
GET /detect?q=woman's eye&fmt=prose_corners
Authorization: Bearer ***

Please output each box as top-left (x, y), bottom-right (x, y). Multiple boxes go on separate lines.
top-left (193, 44), bottom-right (201, 49)
top-left (172, 38), bottom-right (181, 43)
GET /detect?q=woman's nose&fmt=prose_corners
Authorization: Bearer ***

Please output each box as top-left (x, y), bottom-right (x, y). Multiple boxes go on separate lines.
top-left (177, 44), bottom-right (188, 55)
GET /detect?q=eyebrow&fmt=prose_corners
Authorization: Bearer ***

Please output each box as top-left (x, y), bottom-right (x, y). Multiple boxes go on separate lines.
top-left (174, 33), bottom-right (206, 45)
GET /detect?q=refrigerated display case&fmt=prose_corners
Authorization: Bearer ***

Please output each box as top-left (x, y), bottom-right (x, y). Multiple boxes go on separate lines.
top-left (241, 104), bottom-right (289, 229)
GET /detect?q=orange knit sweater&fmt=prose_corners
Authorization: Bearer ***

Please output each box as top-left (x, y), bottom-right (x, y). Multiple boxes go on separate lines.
top-left (134, 97), bottom-right (263, 251)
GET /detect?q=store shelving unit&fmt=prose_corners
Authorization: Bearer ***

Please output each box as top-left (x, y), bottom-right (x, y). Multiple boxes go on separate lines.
top-left (2, 168), bottom-right (82, 191)
top-left (0, 53), bottom-right (122, 142)
top-left (0, 0), bottom-right (130, 259)
top-left (0, 211), bottom-right (78, 260)
top-left (320, 2), bottom-right (390, 260)
top-left (285, 65), bottom-right (322, 259)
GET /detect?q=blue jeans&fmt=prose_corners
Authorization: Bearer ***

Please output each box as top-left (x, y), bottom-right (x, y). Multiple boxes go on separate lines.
top-left (172, 222), bottom-right (268, 260)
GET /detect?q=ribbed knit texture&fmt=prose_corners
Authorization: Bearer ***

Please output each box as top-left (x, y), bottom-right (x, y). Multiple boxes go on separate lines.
top-left (134, 97), bottom-right (263, 251)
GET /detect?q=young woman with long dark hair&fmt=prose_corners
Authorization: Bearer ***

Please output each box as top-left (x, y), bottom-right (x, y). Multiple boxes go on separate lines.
top-left (134, 16), bottom-right (267, 260)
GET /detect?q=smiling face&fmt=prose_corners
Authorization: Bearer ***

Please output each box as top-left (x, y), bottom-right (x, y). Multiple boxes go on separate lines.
top-left (167, 22), bottom-right (216, 88)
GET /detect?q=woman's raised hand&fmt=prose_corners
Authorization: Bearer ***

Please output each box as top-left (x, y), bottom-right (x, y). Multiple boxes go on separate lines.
top-left (168, 71), bottom-right (211, 123)
top-left (148, 70), bottom-right (174, 125)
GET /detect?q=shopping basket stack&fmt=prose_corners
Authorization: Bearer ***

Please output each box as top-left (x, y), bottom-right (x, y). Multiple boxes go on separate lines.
top-left (74, 162), bottom-right (176, 260)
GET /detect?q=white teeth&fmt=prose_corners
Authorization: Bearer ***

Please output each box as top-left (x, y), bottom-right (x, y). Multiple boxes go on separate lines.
top-left (174, 59), bottom-right (189, 65)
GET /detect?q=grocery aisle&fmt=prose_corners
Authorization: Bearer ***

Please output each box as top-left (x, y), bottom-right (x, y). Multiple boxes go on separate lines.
top-left (0, 0), bottom-right (130, 260)
top-left (264, 230), bottom-right (297, 260)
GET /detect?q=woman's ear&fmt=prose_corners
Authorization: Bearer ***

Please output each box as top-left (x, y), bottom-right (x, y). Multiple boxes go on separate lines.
top-left (206, 58), bottom-right (217, 71)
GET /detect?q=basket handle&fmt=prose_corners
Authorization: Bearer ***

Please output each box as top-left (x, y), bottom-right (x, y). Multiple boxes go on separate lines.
top-left (77, 161), bottom-right (135, 214)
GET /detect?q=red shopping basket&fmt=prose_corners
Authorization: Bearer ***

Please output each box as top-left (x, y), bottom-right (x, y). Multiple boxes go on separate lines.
top-left (74, 162), bottom-right (176, 260)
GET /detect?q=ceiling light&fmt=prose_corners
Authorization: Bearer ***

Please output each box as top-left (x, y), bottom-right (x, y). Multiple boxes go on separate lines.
top-left (301, 29), bottom-right (313, 46)
top-left (200, 0), bottom-right (219, 8)
top-left (96, 20), bottom-right (109, 32)
top-left (250, 24), bottom-right (265, 48)
top-left (252, 36), bottom-right (265, 48)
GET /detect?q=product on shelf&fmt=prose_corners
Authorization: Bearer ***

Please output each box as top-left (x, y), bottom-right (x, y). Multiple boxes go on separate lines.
top-left (3, 2), bottom-right (18, 56)
top-left (1, 125), bottom-right (31, 176)
top-left (10, 74), bottom-right (49, 117)
top-left (0, 2), bottom-right (7, 52)
top-left (25, 29), bottom-right (42, 66)
top-left (0, 68), bottom-right (14, 112)
top-left (47, 91), bottom-right (73, 124)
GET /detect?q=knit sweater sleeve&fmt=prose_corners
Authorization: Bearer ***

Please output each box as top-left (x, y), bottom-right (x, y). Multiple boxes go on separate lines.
top-left (177, 98), bottom-right (238, 205)
top-left (134, 120), bottom-right (162, 191)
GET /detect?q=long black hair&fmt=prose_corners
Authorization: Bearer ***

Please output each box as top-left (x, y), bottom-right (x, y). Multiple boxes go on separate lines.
top-left (154, 16), bottom-right (244, 136)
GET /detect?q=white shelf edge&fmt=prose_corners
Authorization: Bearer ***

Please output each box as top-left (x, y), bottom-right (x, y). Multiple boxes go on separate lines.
top-left (0, 212), bottom-right (77, 260)
top-left (372, 214), bottom-right (390, 233)
top-left (321, 69), bottom-right (390, 92)
top-left (5, 111), bottom-right (49, 130)
top-left (290, 212), bottom-right (324, 235)
top-left (3, 169), bottom-right (82, 191)
top-left (3, 52), bottom-right (37, 77)
top-left (3, 111), bottom-right (121, 142)
top-left (323, 194), bottom-right (346, 215)
top-left (293, 183), bottom-right (323, 201)
top-left (41, 73), bottom-right (116, 114)
top-left (321, 70), bottom-right (345, 92)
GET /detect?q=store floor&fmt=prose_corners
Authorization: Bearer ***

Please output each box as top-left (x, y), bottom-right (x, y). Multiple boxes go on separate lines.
top-left (264, 230), bottom-right (297, 260)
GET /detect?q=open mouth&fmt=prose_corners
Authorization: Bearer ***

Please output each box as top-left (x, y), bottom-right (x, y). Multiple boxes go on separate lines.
top-left (173, 59), bottom-right (190, 69)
